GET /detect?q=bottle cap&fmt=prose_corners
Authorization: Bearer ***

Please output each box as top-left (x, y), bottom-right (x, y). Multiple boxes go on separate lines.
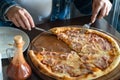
top-left (14, 35), bottom-right (23, 44)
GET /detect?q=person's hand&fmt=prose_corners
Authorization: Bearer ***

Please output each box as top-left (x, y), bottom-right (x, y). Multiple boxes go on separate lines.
top-left (91, 0), bottom-right (112, 23)
top-left (6, 6), bottom-right (35, 30)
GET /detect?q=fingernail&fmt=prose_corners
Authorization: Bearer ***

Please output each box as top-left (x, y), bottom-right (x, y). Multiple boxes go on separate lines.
top-left (32, 26), bottom-right (35, 28)
top-left (28, 28), bottom-right (31, 31)
top-left (92, 19), bottom-right (95, 23)
top-left (91, 18), bottom-right (94, 23)
top-left (91, 20), bottom-right (94, 23)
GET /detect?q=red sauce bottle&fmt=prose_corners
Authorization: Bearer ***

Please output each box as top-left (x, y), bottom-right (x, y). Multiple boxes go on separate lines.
top-left (6, 35), bottom-right (31, 80)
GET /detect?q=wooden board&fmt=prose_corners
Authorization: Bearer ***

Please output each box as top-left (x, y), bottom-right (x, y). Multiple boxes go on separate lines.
top-left (27, 30), bottom-right (120, 80)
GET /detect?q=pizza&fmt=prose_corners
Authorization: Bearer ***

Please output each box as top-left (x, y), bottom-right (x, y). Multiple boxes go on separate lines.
top-left (28, 26), bottom-right (120, 80)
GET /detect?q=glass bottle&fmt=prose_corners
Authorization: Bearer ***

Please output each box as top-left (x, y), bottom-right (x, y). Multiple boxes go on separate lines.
top-left (6, 35), bottom-right (31, 80)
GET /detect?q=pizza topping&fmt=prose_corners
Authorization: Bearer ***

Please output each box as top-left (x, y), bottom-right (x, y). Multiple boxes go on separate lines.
top-left (88, 33), bottom-right (112, 51)
top-left (81, 68), bottom-right (93, 75)
top-left (59, 51), bottom-right (74, 60)
top-left (81, 44), bottom-right (99, 54)
top-left (65, 30), bottom-right (87, 43)
top-left (94, 55), bottom-right (110, 70)
top-left (66, 30), bottom-right (80, 36)
top-left (79, 53), bottom-right (111, 71)
top-left (68, 68), bottom-right (92, 77)
top-left (71, 42), bottom-right (82, 52)
top-left (36, 54), bottom-right (43, 60)
top-left (79, 54), bottom-right (89, 62)
top-left (102, 40), bottom-right (112, 51)
top-left (42, 51), bottom-right (57, 56)
top-left (51, 63), bottom-right (74, 73)
top-left (40, 51), bottom-right (59, 59)
top-left (67, 69), bottom-right (81, 77)
top-left (57, 33), bottom-right (68, 40)
top-left (51, 64), bottom-right (65, 73)
top-left (40, 51), bottom-right (49, 55)
top-left (41, 58), bottom-right (56, 66)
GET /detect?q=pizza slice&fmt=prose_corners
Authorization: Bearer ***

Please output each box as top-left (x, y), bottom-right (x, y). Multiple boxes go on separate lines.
top-left (50, 27), bottom-right (87, 52)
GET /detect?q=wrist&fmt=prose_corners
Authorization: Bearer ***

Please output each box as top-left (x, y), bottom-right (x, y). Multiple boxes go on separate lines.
top-left (4, 5), bottom-right (17, 21)
top-left (4, 5), bottom-right (21, 21)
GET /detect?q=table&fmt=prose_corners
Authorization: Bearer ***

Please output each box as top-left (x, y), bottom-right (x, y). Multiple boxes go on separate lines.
top-left (2, 16), bottom-right (120, 80)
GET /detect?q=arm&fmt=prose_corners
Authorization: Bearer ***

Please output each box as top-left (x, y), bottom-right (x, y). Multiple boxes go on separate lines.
top-left (0, 0), bottom-right (18, 21)
top-left (0, 0), bottom-right (35, 30)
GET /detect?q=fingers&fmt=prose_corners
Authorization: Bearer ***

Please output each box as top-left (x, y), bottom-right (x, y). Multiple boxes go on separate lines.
top-left (6, 6), bottom-right (34, 30)
top-left (24, 10), bottom-right (35, 28)
top-left (18, 9), bottom-right (31, 30)
top-left (15, 13), bottom-right (28, 30)
top-left (91, 3), bottom-right (102, 23)
top-left (91, 0), bottom-right (112, 23)
top-left (98, 4), bottom-right (107, 19)
top-left (105, 6), bottom-right (109, 16)
top-left (106, 3), bottom-right (112, 16)
top-left (10, 18), bottom-right (20, 27)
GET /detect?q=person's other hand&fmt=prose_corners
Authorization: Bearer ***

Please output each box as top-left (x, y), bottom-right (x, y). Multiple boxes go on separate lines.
top-left (91, 0), bottom-right (112, 23)
top-left (6, 6), bottom-right (35, 30)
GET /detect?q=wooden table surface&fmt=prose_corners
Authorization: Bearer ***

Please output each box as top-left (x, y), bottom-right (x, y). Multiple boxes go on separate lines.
top-left (2, 16), bottom-right (120, 80)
